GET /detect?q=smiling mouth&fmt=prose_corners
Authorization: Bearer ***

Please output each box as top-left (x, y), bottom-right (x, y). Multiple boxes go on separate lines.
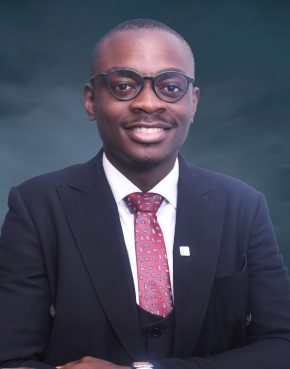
top-left (133, 127), bottom-right (165, 133)
top-left (127, 125), bottom-right (170, 144)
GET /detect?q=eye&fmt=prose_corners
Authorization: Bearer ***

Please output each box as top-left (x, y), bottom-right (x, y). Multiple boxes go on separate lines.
top-left (163, 84), bottom-right (181, 93)
top-left (155, 72), bottom-right (187, 99)
top-left (111, 82), bottom-right (134, 92)
top-left (158, 82), bottom-right (183, 96)
top-left (109, 80), bottom-right (139, 98)
top-left (110, 82), bottom-right (134, 92)
top-left (108, 77), bottom-right (139, 97)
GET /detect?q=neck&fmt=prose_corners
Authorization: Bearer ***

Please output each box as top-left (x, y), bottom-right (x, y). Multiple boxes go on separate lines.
top-left (105, 153), bottom-right (177, 192)
top-left (126, 167), bottom-right (170, 192)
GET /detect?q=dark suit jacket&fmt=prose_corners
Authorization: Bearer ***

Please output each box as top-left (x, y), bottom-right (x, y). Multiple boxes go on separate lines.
top-left (0, 151), bottom-right (290, 369)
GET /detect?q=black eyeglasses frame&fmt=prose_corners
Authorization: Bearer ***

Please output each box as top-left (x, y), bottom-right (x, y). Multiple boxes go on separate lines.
top-left (89, 68), bottom-right (195, 103)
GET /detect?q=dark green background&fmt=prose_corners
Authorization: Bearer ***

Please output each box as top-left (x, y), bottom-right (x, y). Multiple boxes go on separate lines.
top-left (1, 1), bottom-right (289, 267)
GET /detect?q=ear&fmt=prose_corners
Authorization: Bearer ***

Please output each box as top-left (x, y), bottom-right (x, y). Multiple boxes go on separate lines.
top-left (83, 83), bottom-right (96, 121)
top-left (190, 87), bottom-right (200, 124)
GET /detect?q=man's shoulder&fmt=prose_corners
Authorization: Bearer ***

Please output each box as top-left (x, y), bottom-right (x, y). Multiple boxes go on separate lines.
top-left (15, 155), bottom-right (101, 197)
top-left (185, 161), bottom-right (261, 200)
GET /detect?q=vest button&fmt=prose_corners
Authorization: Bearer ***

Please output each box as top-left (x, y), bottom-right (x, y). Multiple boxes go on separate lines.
top-left (151, 326), bottom-right (162, 338)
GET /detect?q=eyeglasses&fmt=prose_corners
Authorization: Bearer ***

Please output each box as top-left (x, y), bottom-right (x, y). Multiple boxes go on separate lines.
top-left (90, 68), bottom-right (195, 103)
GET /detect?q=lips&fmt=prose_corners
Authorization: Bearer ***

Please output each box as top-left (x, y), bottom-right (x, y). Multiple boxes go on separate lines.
top-left (133, 127), bottom-right (165, 134)
top-left (123, 114), bottom-right (174, 144)
top-left (126, 124), bottom-right (170, 144)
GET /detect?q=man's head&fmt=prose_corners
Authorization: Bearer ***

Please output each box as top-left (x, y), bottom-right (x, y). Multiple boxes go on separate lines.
top-left (84, 19), bottom-right (199, 180)
top-left (90, 19), bottom-right (195, 76)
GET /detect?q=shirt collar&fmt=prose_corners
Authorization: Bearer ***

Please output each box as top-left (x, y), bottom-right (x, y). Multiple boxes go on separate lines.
top-left (102, 153), bottom-right (179, 208)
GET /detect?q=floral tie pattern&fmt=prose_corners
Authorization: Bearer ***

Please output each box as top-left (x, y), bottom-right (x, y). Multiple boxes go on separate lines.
top-left (124, 192), bottom-right (173, 317)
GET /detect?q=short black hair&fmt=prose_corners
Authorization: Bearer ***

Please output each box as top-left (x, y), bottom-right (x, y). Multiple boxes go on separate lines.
top-left (102, 18), bottom-right (187, 44)
top-left (91, 18), bottom-right (194, 75)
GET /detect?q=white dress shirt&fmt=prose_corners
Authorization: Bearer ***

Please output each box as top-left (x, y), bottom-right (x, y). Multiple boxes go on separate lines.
top-left (102, 153), bottom-right (178, 303)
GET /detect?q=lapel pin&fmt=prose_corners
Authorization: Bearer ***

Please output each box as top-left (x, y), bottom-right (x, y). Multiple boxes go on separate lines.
top-left (246, 313), bottom-right (252, 326)
top-left (49, 304), bottom-right (56, 318)
top-left (179, 246), bottom-right (190, 256)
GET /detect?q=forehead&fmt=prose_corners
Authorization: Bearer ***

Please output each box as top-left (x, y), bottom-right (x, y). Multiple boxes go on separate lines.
top-left (93, 29), bottom-right (194, 75)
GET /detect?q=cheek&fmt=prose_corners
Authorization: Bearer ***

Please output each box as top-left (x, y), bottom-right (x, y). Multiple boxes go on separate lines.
top-left (94, 108), bottom-right (124, 146)
top-left (94, 96), bottom-right (128, 124)
top-left (172, 102), bottom-right (194, 126)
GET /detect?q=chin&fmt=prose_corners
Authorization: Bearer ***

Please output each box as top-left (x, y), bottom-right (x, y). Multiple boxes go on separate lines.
top-left (129, 153), bottom-right (168, 170)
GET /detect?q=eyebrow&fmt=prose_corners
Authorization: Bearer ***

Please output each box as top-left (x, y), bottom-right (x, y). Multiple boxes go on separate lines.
top-left (102, 65), bottom-right (189, 75)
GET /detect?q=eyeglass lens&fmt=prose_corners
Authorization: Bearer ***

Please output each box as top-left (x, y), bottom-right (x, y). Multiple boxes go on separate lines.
top-left (106, 70), bottom-right (189, 102)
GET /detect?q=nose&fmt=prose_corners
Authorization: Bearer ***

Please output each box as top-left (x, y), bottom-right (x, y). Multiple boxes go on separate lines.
top-left (129, 80), bottom-right (166, 114)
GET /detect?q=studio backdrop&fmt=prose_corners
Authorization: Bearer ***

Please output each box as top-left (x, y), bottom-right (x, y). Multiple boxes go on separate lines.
top-left (1, 0), bottom-right (289, 268)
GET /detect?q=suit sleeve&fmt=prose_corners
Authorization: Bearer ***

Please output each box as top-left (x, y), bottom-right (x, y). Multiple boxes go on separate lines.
top-left (0, 187), bottom-right (55, 369)
top-left (153, 193), bottom-right (290, 369)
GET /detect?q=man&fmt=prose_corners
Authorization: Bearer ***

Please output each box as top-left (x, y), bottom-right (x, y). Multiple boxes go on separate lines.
top-left (0, 19), bottom-right (290, 369)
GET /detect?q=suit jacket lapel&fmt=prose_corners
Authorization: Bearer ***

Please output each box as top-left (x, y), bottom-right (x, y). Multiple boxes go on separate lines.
top-left (57, 153), bottom-right (146, 360)
top-left (173, 156), bottom-right (224, 357)
top-left (56, 152), bottom-right (224, 359)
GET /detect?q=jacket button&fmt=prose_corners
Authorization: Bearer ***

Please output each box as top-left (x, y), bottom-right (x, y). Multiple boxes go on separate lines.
top-left (151, 327), bottom-right (162, 338)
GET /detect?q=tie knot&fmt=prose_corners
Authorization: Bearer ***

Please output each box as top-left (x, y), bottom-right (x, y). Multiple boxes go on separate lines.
top-left (124, 192), bottom-right (163, 214)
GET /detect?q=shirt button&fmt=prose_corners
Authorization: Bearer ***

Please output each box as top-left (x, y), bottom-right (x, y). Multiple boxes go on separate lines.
top-left (151, 326), bottom-right (162, 338)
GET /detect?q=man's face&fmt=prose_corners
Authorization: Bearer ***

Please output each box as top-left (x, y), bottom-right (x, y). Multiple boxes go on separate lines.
top-left (84, 29), bottom-right (199, 174)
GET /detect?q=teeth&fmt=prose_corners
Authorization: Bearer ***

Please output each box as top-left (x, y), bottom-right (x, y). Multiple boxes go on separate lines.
top-left (133, 127), bottom-right (164, 133)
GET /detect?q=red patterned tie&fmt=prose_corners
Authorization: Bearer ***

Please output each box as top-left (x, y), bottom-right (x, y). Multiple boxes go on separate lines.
top-left (124, 192), bottom-right (173, 317)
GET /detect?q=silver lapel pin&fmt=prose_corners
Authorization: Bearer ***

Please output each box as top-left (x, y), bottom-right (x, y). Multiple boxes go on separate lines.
top-left (179, 246), bottom-right (190, 256)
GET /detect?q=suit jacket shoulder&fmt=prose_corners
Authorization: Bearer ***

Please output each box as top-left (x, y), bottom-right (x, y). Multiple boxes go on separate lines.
top-left (15, 154), bottom-right (101, 196)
